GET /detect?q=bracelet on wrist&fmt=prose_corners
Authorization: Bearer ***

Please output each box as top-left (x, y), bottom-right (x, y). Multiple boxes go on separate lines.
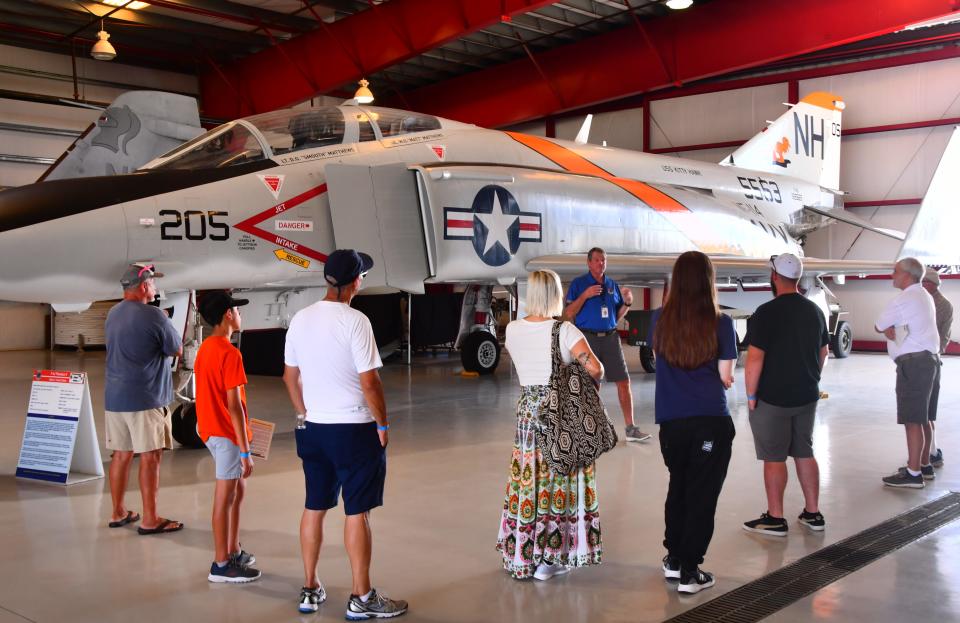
top-left (377, 424), bottom-right (390, 431)
top-left (747, 394), bottom-right (757, 401)
top-left (239, 451), bottom-right (251, 458)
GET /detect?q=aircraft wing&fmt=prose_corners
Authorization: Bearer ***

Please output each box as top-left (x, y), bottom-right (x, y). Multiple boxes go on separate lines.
top-left (803, 205), bottom-right (905, 240)
top-left (527, 254), bottom-right (892, 285)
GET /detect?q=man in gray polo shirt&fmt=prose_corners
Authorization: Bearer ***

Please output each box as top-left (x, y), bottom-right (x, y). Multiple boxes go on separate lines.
top-left (105, 264), bottom-right (184, 533)
top-left (921, 267), bottom-right (953, 470)
top-left (876, 257), bottom-right (939, 489)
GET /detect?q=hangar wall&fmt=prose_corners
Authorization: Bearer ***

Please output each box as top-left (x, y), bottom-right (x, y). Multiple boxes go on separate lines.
top-left (509, 54), bottom-right (960, 351)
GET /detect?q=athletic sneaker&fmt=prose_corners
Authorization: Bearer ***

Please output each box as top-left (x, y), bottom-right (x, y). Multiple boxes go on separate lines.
top-left (207, 560), bottom-right (261, 583)
top-left (920, 465), bottom-right (936, 480)
top-left (345, 589), bottom-right (408, 620)
top-left (882, 469), bottom-right (924, 489)
top-left (930, 448), bottom-right (944, 468)
top-left (231, 549), bottom-right (256, 567)
top-left (662, 555), bottom-right (681, 580)
top-left (798, 510), bottom-right (825, 532)
top-left (742, 512), bottom-right (788, 536)
top-left (533, 562), bottom-right (570, 581)
top-left (298, 585), bottom-right (327, 613)
top-left (678, 568), bottom-right (715, 594)
top-left (625, 425), bottom-right (652, 442)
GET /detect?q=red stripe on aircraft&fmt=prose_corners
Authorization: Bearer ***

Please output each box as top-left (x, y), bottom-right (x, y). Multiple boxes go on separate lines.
top-left (503, 131), bottom-right (689, 213)
top-left (233, 183), bottom-right (329, 263)
top-left (447, 219), bottom-right (473, 228)
top-left (519, 223), bottom-right (540, 231)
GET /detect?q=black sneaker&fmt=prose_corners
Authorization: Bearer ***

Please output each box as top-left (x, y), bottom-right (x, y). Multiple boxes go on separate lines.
top-left (678, 568), bottom-right (715, 594)
top-left (345, 588), bottom-right (408, 620)
top-left (883, 469), bottom-right (924, 489)
top-left (798, 509), bottom-right (825, 532)
top-left (930, 449), bottom-right (944, 468)
top-left (208, 560), bottom-right (261, 583)
top-left (743, 512), bottom-right (788, 536)
top-left (920, 465), bottom-right (936, 480)
top-left (298, 585), bottom-right (327, 613)
top-left (662, 555), bottom-right (681, 580)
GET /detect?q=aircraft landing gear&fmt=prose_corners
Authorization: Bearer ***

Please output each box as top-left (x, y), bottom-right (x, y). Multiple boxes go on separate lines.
top-left (831, 320), bottom-right (852, 358)
top-left (638, 345), bottom-right (656, 373)
top-left (461, 330), bottom-right (501, 375)
top-left (171, 402), bottom-right (204, 448)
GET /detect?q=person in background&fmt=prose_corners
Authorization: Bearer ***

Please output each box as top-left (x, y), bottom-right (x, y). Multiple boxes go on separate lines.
top-left (650, 251), bottom-right (736, 595)
top-left (499, 269), bottom-right (605, 581)
top-left (921, 267), bottom-right (952, 471)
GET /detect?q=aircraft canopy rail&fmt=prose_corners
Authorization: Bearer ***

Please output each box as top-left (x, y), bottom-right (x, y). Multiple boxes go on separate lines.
top-left (150, 122), bottom-right (264, 170)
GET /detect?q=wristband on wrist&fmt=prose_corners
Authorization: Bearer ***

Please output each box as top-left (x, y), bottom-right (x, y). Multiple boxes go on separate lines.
top-left (747, 394), bottom-right (757, 401)
top-left (239, 451), bottom-right (251, 458)
top-left (377, 424), bottom-right (389, 431)
top-left (623, 303), bottom-right (632, 307)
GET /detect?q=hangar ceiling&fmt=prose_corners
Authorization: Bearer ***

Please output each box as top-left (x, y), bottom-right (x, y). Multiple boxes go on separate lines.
top-left (0, 0), bottom-right (958, 127)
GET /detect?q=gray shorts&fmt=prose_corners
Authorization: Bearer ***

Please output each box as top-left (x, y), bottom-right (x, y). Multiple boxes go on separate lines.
top-left (205, 435), bottom-right (242, 480)
top-left (583, 331), bottom-right (629, 383)
top-left (929, 359), bottom-right (942, 422)
top-left (895, 351), bottom-right (938, 424)
top-left (749, 399), bottom-right (817, 461)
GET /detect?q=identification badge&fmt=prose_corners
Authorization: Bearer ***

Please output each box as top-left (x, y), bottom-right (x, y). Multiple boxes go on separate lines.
top-left (601, 306), bottom-right (609, 319)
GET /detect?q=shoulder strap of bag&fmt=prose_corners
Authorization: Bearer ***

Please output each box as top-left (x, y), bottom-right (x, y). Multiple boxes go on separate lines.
top-left (550, 320), bottom-right (563, 376)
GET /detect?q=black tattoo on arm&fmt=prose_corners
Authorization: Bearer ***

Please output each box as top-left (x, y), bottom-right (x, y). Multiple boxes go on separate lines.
top-left (577, 352), bottom-right (592, 366)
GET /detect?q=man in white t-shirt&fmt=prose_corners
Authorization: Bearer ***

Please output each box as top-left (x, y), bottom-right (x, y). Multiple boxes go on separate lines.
top-left (283, 249), bottom-right (408, 620)
top-left (874, 257), bottom-right (940, 489)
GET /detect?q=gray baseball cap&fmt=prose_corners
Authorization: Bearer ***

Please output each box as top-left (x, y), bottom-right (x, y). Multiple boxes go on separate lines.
top-left (120, 263), bottom-right (164, 288)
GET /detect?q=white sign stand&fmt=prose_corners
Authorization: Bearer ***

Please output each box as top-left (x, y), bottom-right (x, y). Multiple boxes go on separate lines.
top-left (15, 370), bottom-right (104, 485)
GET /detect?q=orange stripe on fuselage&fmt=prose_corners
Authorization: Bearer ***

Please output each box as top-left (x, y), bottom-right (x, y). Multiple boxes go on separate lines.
top-left (504, 131), bottom-right (688, 213)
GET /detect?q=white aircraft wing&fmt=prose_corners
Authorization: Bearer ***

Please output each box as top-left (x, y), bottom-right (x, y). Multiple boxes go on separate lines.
top-left (527, 254), bottom-right (892, 284)
top-left (802, 205), bottom-right (905, 240)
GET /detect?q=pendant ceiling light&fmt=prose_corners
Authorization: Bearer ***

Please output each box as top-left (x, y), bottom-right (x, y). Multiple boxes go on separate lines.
top-left (354, 79), bottom-right (374, 104)
top-left (91, 21), bottom-right (116, 61)
top-left (665, 0), bottom-right (693, 9)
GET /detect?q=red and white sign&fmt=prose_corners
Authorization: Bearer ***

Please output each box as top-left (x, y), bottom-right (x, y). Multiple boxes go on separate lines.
top-left (430, 145), bottom-right (446, 161)
top-left (275, 220), bottom-right (314, 232)
top-left (257, 174), bottom-right (285, 200)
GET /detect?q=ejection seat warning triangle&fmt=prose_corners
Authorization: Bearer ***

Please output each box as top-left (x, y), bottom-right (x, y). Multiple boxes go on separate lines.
top-left (15, 370), bottom-right (104, 485)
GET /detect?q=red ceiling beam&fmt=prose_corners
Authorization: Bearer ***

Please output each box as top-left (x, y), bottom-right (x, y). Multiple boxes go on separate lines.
top-left (198, 0), bottom-right (558, 118)
top-left (386, 0), bottom-right (959, 127)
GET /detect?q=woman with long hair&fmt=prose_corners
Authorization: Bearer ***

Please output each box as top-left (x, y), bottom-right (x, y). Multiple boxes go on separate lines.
top-left (650, 251), bottom-right (737, 594)
top-left (497, 269), bottom-right (605, 581)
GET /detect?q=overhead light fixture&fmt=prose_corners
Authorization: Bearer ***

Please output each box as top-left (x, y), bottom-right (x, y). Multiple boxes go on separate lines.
top-left (354, 79), bottom-right (374, 104)
top-left (665, 0), bottom-right (694, 9)
top-left (102, 0), bottom-right (150, 9)
top-left (91, 21), bottom-right (116, 61)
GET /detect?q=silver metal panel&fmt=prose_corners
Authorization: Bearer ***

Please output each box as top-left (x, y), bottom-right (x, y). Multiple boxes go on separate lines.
top-left (326, 163), bottom-right (429, 293)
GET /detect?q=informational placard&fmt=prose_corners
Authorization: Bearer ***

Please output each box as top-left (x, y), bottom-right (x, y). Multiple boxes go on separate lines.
top-left (16, 370), bottom-right (104, 485)
top-left (249, 418), bottom-right (275, 460)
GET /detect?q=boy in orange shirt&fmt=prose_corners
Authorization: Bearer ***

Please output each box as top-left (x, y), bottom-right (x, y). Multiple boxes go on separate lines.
top-left (195, 291), bottom-right (261, 583)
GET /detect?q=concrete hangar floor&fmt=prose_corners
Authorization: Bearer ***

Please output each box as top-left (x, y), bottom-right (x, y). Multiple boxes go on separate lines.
top-left (0, 347), bottom-right (957, 623)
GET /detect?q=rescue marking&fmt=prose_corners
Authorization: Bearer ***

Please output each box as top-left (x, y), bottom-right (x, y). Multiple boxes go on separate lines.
top-left (233, 184), bottom-right (328, 263)
top-left (273, 249), bottom-right (311, 268)
top-left (258, 174), bottom-right (285, 200)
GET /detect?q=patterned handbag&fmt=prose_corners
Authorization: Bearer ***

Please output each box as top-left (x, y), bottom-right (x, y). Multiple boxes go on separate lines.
top-left (538, 321), bottom-right (619, 473)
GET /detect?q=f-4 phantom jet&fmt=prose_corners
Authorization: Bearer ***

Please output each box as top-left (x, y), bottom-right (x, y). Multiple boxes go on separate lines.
top-left (1, 90), bottom-right (952, 373)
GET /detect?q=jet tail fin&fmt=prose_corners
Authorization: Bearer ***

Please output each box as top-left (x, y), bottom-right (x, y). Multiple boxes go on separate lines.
top-left (898, 126), bottom-right (960, 265)
top-left (39, 91), bottom-right (203, 182)
top-left (721, 92), bottom-right (844, 191)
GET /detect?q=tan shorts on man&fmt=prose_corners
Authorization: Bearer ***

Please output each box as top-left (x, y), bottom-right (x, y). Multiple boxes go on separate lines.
top-left (105, 406), bottom-right (172, 453)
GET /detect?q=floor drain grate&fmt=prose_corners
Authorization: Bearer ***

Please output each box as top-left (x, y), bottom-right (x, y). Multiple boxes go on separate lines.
top-left (664, 492), bottom-right (960, 623)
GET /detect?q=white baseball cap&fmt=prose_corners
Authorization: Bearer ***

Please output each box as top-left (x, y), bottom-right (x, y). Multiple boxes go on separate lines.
top-left (923, 267), bottom-right (941, 287)
top-left (770, 253), bottom-right (803, 280)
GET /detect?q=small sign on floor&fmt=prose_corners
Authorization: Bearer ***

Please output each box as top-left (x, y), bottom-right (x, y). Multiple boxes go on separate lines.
top-left (15, 370), bottom-right (104, 485)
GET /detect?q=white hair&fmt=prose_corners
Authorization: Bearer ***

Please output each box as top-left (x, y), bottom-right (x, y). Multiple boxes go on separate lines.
top-left (897, 257), bottom-right (925, 282)
top-left (525, 270), bottom-right (564, 318)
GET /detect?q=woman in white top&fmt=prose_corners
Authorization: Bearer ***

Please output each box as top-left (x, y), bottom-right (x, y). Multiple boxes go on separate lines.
top-left (496, 269), bottom-right (605, 581)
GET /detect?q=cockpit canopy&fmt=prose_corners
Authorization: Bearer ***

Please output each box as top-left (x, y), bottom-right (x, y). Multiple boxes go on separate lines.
top-left (149, 106), bottom-right (444, 170)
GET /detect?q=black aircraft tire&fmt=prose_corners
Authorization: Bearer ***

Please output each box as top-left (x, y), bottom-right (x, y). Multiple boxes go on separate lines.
top-left (461, 331), bottom-right (500, 375)
top-left (171, 403), bottom-right (205, 449)
top-left (831, 320), bottom-right (853, 358)
top-left (639, 345), bottom-right (656, 373)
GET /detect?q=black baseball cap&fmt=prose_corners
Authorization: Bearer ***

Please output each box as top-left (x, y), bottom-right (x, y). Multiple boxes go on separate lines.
top-left (199, 290), bottom-right (249, 326)
top-left (324, 249), bottom-right (374, 287)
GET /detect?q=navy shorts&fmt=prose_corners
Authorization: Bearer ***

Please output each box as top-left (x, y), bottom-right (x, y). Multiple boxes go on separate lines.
top-left (296, 421), bottom-right (386, 515)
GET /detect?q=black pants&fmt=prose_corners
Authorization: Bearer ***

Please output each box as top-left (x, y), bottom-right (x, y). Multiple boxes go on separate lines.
top-left (659, 416), bottom-right (735, 571)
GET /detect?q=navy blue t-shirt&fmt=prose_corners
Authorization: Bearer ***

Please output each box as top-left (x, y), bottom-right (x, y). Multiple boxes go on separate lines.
top-left (566, 272), bottom-right (623, 332)
top-left (649, 310), bottom-right (738, 424)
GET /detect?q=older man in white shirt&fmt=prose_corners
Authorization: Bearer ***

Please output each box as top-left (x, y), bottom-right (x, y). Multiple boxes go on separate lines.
top-left (875, 257), bottom-right (940, 489)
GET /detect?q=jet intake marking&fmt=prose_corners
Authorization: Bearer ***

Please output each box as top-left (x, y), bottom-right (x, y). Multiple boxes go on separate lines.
top-left (273, 249), bottom-right (310, 268)
top-left (275, 220), bottom-right (313, 231)
top-left (504, 132), bottom-right (688, 213)
top-left (233, 184), bottom-right (328, 263)
top-left (444, 185), bottom-right (541, 267)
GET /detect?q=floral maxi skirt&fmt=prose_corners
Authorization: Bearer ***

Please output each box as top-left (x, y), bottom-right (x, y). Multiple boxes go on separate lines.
top-left (496, 384), bottom-right (602, 579)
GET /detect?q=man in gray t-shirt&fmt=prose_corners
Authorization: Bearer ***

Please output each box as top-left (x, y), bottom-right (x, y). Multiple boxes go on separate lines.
top-left (104, 264), bottom-right (183, 535)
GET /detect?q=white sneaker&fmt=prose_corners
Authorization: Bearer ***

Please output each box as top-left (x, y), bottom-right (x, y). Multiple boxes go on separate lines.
top-left (533, 562), bottom-right (570, 581)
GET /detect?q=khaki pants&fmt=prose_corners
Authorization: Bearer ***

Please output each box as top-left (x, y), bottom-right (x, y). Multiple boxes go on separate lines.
top-left (105, 407), bottom-right (172, 453)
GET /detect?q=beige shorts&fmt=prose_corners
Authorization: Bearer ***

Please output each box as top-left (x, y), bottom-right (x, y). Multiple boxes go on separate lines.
top-left (105, 407), bottom-right (172, 453)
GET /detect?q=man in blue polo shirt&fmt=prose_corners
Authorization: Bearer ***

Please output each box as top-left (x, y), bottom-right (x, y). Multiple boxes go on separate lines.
top-left (564, 247), bottom-right (651, 442)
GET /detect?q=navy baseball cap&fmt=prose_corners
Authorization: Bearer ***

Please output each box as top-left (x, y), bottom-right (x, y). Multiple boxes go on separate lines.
top-left (120, 263), bottom-right (164, 288)
top-left (324, 249), bottom-right (374, 287)
top-left (199, 290), bottom-right (249, 326)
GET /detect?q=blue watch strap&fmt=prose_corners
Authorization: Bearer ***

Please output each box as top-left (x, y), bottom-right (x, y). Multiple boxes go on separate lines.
top-left (377, 424), bottom-right (389, 431)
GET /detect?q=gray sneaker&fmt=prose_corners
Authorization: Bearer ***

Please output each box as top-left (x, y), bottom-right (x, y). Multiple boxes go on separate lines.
top-left (883, 469), bottom-right (924, 488)
top-left (299, 585), bottom-right (326, 613)
top-left (345, 589), bottom-right (408, 620)
top-left (921, 465), bottom-right (936, 480)
top-left (625, 425), bottom-right (652, 442)
top-left (231, 548), bottom-right (256, 567)
top-left (930, 449), bottom-right (944, 468)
